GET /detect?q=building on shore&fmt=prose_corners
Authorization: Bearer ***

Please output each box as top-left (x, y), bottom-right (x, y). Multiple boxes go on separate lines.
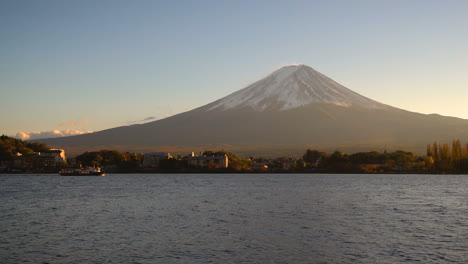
top-left (1, 149), bottom-right (67, 171)
top-left (187, 152), bottom-right (229, 169)
top-left (142, 152), bottom-right (174, 168)
top-left (35, 149), bottom-right (67, 169)
top-left (252, 160), bottom-right (269, 171)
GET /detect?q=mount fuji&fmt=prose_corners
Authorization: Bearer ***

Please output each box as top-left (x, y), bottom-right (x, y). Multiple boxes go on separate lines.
top-left (39, 65), bottom-right (468, 155)
top-left (207, 64), bottom-right (389, 112)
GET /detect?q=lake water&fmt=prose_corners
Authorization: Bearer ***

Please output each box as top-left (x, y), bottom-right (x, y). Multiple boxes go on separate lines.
top-left (1, 174), bottom-right (468, 263)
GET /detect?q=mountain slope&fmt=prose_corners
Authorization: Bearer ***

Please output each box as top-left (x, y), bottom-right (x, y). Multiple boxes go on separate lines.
top-left (38, 65), bottom-right (468, 155)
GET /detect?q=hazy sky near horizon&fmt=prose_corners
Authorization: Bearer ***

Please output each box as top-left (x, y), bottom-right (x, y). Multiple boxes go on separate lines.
top-left (1, 0), bottom-right (468, 138)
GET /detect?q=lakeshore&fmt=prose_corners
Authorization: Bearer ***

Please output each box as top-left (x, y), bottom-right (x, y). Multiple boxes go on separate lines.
top-left (3, 136), bottom-right (468, 174)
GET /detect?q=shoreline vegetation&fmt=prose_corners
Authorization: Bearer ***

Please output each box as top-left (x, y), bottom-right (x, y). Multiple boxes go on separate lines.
top-left (2, 135), bottom-right (468, 174)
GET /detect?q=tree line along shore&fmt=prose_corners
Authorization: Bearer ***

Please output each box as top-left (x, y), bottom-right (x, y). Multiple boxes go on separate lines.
top-left (1, 135), bottom-right (468, 174)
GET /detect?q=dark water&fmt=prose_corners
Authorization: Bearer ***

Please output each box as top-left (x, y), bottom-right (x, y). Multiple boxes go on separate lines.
top-left (1, 174), bottom-right (468, 263)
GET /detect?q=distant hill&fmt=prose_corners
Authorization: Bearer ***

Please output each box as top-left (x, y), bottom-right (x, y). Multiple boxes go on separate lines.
top-left (37, 65), bottom-right (468, 156)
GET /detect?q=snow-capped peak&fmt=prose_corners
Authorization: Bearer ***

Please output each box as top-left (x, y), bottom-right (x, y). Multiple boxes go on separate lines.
top-left (207, 64), bottom-right (389, 112)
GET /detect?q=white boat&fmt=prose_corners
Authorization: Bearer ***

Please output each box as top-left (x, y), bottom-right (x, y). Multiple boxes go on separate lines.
top-left (59, 167), bottom-right (105, 176)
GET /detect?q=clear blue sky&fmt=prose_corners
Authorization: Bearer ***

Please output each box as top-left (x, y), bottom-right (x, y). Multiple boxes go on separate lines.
top-left (1, 0), bottom-right (468, 138)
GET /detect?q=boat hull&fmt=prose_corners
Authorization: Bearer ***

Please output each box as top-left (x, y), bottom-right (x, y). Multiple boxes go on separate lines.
top-left (59, 172), bottom-right (105, 176)
top-left (59, 167), bottom-right (105, 176)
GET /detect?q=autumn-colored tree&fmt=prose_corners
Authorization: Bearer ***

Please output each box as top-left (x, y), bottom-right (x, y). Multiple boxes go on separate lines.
top-left (432, 142), bottom-right (439, 161)
top-left (439, 144), bottom-right (451, 161)
top-left (452, 139), bottom-right (462, 161)
top-left (303, 149), bottom-right (328, 163)
top-left (465, 143), bottom-right (468, 158)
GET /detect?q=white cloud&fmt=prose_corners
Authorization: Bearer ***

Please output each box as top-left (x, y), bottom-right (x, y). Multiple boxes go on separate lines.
top-left (15, 130), bottom-right (94, 140)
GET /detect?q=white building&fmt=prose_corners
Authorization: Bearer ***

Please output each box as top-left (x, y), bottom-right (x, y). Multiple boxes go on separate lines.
top-left (35, 149), bottom-right (67, 169)
top-left (43, 149), bottom-right (67, 163)
top-left (187, 152), bottom-right (229, 168)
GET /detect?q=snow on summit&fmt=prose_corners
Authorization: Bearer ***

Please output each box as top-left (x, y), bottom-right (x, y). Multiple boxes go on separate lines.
top-left (208, 64), bottom-right (388, 112)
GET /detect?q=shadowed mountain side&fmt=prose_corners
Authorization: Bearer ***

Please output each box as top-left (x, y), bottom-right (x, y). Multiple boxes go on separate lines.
top-left (38, 104), bottom-right (468, 155)
top-left (34, 65), bottom-right (468, 156)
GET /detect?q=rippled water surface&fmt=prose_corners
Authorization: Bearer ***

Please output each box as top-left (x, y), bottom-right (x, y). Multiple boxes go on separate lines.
top-left (1, 174), bottom-right (468, 263)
